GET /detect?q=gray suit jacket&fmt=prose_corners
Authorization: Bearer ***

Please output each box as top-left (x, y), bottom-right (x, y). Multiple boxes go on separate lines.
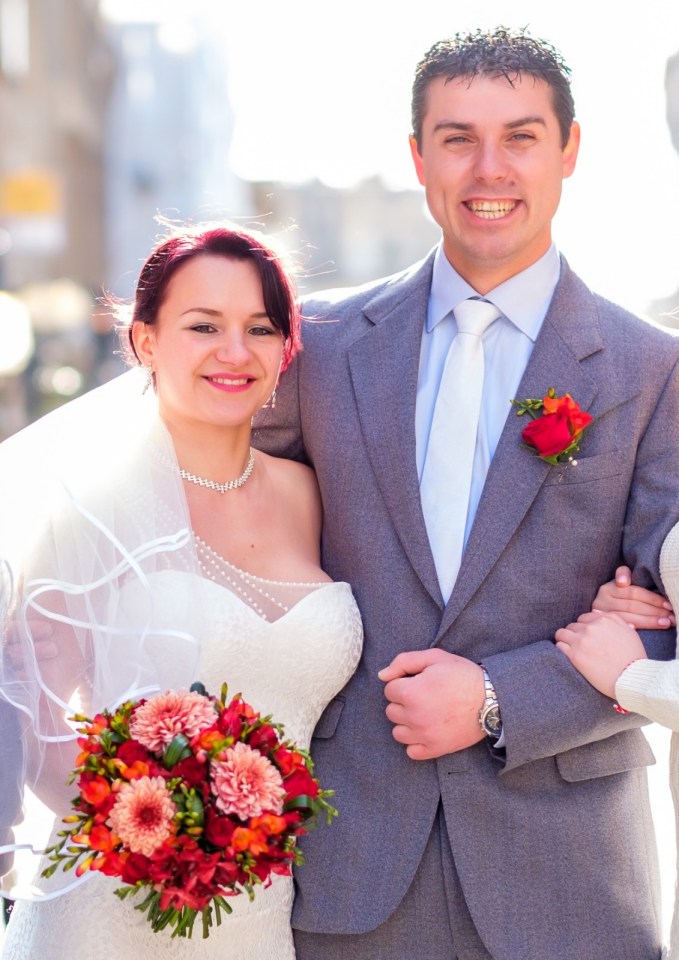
top-left (254, 251), bottom-right (679, 959)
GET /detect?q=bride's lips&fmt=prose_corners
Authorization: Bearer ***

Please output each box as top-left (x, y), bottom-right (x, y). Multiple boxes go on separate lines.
top-left (204, 374), bottom-right (254, 393)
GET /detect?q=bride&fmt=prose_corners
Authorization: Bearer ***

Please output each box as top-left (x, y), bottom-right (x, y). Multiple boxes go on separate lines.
top-left (0, 223), bottom-right (363, 958)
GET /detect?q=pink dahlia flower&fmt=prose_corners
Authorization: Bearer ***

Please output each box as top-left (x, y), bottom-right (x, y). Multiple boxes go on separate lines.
top-left (108, 776), bottom-right (176, 856)
top-left (211, 741), bottom-right (285, 820)
top-left (129, 689), bottom-right (216, 753)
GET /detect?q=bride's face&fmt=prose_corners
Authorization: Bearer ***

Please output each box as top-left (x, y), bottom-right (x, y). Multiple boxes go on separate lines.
top-left (133, 254), bottom-right (284, 431)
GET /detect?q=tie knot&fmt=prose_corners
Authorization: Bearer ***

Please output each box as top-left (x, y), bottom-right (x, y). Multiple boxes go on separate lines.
top-left (454, 298), bottom-right (500, 337)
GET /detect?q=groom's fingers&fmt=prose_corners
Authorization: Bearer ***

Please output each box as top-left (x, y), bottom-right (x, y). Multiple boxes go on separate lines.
top-left (380, 649), bottom-right (452, 711)
top-left (388, 722), bottom-right (435, 761)
top-left (380, 652), bottom-right (486, 758)
top-left (378, 648), bottom-right (449, 683)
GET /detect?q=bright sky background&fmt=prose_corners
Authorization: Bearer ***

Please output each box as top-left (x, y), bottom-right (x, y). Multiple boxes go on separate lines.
top-left (100, 1), bottom-right (679, 317)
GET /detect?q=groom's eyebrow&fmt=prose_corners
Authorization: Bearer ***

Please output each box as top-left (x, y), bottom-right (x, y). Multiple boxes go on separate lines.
top-left (432, 115), bottom-right (547, 133)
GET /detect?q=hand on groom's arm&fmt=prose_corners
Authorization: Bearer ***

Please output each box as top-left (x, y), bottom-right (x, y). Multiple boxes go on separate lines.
top-left (378, 650), bottom-right (486, 759)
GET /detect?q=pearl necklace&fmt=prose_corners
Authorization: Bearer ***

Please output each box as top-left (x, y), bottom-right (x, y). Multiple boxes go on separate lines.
top-left (179, 448), bottom-right (255, 493)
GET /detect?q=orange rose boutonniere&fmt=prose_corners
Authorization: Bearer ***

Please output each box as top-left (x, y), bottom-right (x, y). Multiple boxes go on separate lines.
top-left (511, 388), bottom-right (593, 466)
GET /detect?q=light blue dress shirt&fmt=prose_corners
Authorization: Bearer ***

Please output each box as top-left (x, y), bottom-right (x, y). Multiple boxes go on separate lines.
top-left (416, 242), bottom-right (561, 551)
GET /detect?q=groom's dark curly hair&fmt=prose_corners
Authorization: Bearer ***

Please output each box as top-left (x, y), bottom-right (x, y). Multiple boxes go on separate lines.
top-left (411, 26), bottom-right (575, 149)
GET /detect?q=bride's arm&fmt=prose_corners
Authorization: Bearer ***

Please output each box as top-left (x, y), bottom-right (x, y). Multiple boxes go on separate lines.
top-left (614, 657), bottom-right (679, 731)
top-left (555, 609), bottom-right (679, 732)
top-left (554, 566), bottom-right (679, 724)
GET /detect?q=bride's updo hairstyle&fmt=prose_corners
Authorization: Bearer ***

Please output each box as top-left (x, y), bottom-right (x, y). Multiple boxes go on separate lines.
top-left (117, 221), bottom-right (302, 372)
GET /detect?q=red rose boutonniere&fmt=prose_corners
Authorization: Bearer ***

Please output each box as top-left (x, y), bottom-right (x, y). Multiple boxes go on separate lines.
top-left (511, 388), bottom-right (593, 465)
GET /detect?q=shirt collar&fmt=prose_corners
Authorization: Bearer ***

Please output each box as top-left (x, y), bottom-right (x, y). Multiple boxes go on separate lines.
top-left (427, 242), bottom-right (561, 342)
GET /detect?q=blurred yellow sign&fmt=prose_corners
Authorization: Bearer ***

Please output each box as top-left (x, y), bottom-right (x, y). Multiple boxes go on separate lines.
top-left (0, 170), bottom-right (62, 216)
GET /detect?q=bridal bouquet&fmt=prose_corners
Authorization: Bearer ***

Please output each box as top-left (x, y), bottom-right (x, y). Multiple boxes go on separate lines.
top-left (43, 682), bottom-right (336, 939)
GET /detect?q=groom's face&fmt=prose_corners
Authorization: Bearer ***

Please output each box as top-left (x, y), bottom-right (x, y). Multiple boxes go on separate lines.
top-left (410, 72), bottom-right (580, 294)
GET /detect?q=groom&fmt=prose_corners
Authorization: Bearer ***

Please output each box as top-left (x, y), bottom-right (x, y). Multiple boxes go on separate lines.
top-left (255, 27), bottom-right (679, 959)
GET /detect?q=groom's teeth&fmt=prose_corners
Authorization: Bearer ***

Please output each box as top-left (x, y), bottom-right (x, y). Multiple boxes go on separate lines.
top-left (467, 201), bottom-right (517, 219)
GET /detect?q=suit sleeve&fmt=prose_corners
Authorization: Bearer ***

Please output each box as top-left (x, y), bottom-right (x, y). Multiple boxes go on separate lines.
top-left (0, 696), bottom-right (24, 878)
top-left (251, 350), bottom-right (308, 463)
top-left (484, 355), bottom-right (679, 773)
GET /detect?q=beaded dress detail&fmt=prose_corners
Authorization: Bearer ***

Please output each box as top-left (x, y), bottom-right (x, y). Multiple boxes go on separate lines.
top-left (2, 550), bottom-right (363, 960)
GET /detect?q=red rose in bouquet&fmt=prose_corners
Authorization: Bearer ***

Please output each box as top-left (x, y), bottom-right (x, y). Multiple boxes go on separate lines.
top-left (43, 682), bottom-right (336, 939)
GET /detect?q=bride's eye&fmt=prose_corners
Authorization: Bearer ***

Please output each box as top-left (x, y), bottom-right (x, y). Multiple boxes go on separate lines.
top-left (250, 325), bottom-right (278, 337)
top-left (191, 323), bottom-right (217, 334)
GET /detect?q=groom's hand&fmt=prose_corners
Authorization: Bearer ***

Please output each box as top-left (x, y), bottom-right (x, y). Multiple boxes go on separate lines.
top-left (378, 650), bottom-right (485, 760)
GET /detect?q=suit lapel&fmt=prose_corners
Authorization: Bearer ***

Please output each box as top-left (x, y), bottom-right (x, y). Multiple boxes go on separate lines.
top-left (347, 254), bottom-right (444, 606)
top-left (437, 261), bottom-right (604, 638)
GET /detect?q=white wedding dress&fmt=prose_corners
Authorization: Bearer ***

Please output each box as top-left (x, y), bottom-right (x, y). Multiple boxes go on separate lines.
top-left (2, 541), bottom-right (363, 960)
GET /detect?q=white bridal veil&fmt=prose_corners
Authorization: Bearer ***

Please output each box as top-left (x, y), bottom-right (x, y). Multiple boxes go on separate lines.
top-left (0, 368), bottom-right (206, 899)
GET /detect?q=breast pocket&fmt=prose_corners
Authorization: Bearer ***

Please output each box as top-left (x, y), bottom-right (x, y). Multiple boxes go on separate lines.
top-left (543, 451), bottom-right (624, 487)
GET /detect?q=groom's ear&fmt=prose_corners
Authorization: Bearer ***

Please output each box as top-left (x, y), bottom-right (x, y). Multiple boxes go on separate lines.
top-left (409, 135), bottom-right (426, 187)
top-left (562, 120), bottom-right (580, 179)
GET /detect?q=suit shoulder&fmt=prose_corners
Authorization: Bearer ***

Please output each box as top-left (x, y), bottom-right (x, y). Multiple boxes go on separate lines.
top-left (300, 252), bottom-right (433, 318)
top-left (559, 260), bottom-right (679, 360)
top-left (594, 291), bottom-right (679, 357)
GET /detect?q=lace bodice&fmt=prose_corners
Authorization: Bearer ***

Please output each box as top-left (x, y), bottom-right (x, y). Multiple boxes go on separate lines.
top-left (2, 567), bottom-right (363, 960)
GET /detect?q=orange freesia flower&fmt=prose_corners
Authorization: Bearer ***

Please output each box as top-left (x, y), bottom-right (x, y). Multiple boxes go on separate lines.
top-left (74, 736), bottom-right (103, 766)
top-left (78, 774), bottom-right (111, 807)
top-left (252, 814), bottom-right (288, 836)
top-left (194, 729), bottom-right (225, 753)
top-left (82, 714), bottom-right (109, 736)
top-left (115, 759), bottom-right (151, 781)
top-left (89, 825), bottom-right (118, 853)
top-left (75, 854), bottom-right (96, 877)
top-left (232, 826), bottom-right (269, 856)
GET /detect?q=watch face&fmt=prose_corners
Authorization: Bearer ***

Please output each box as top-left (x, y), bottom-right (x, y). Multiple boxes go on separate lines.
top-left (481, 704), bottom-right (502, 738)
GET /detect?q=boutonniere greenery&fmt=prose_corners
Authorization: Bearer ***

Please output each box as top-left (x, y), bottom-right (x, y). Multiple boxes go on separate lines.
top-left (511, 388), bottom-right (593, 466)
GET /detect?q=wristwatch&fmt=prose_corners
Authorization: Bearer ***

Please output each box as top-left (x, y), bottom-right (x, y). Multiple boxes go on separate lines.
top-left (479, 666), bottom-right (502, 739)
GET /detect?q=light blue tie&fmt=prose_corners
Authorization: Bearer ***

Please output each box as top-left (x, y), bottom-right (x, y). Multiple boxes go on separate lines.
top-left (420, 298), bottom-right (500, 601)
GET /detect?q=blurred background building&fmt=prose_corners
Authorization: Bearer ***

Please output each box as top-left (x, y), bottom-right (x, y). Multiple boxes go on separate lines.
top-left (0, 0), bottom-right (440, 441)
top-left (0, 1), bottom-right (678, 443)
top-left (0, 0), bottom-right (113, 434)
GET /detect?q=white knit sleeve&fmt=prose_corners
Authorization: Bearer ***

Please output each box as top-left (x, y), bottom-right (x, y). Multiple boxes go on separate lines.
top-left (614, 521), bottom-right (679, 729)
top-left (615, 658), bottom-right (679, 731)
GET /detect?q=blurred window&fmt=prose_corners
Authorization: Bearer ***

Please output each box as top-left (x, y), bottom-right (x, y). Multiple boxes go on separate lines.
top-left (0, 0), bottom-right (29, 79)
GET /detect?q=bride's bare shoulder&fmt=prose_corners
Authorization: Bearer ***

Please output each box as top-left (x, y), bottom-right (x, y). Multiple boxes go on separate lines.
top-left (256, 452), bottom-right (323, 549)
top-left (256, 451), bottom-right (321, 505)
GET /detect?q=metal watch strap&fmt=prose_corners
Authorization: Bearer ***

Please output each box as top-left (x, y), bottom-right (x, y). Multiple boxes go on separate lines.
top-left (479, 665), bottom-right (502, 739)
